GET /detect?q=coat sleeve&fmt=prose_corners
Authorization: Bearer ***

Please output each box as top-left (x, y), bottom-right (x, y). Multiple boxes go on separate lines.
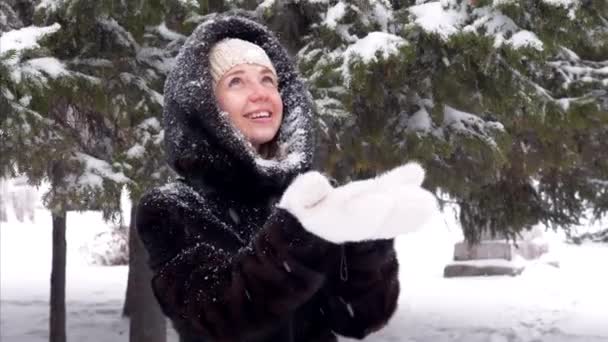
top-left (322, 239), bottom-right (400, 339)
top-left (135, 188), bottom-right (334, 341)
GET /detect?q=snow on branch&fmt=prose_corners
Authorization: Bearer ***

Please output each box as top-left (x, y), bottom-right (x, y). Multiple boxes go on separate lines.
top-left (119, 72), bottom-right (163, 105)
top-left (72, 152), bottom-right (130, 189)
top-left (341, 31), bottom-right (407, 84)
top-left (408, 1), bottom-right (575, 51)
top-left (541, 0), bottom-right (580, 20)
top-left (324, 2), bottom-right (346, 29)
top-left (408, 1), bottom-right (467, 39)
top-left (36, 0), bottom-right (67, 12)
top-left (97, 18), bottom-right (139, 50)
top-left (153, 22), bottom-right (187, 42)
top-left (0, 24), bottom-right (61, 64)
top-left (442, 105), bottom-right (504, 148)
top-left (548, 50), bottom-right (608, 88)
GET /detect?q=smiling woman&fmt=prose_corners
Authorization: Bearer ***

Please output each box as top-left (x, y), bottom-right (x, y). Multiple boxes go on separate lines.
top-left (210, 37), bottom-right (284, 156)
top-left (136, 13), bottom-right (400, 342)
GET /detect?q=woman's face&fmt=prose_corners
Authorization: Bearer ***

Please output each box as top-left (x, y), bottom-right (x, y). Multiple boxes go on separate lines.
top-left (215, 64), bottom-right (283, 152)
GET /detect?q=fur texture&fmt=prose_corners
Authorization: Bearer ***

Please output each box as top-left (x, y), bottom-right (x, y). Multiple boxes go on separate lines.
top-left (163, 11), bottom-right (314, 192)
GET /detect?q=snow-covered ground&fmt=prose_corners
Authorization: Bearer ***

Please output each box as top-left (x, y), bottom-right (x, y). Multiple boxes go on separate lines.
top-left (1, 182), bottom-right (607, 342)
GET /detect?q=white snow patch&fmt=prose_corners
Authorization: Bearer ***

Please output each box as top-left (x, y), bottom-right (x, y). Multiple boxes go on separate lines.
top-left (407, 108), bottom-right (433, 133)
top-left (409, 2), bottom-right (467, 39)
top-left (72, 58), bottom-right (113, 67)
top-left (0, 24), bottom-right (61, 63)
top-left (371, 1), bottom-right (393, 32)
top-left (507, 30), bottom-right (544, 51)
top-left (3, 185), bottom-right (608, 342)
top-left (324, 2), bottom-right (346, 29)
top-left (257, 0), bottom-right (276, 10)
top-left (178, 0), bottom-right (199, 8)
top-left (341, 32), bottom-right (406, 84)
top-left (138, 117), bottom-right (161, 131)
top-left (24, 57), bottom-right (69, 78)
top-left (126, 144), bottom-right (145, 159)
top-left (35, 0), bottom-right (65, 11)
top-left (449, 256), bottom-right (527, 268)
top-left (18, 95), bottom-right (32, 107)
top-left (541, 0), bottom-right (580, 19)
top-left (254, 151), bottom-right (304, 170)
top-left (98, 18), bottom-right (138, 49)
top-left (344, 32), bottom-right (406, 63)
top-left (75, 153), bottom-right (130, 187)
top-left (542, 0), bottom-right (579, 6)
top-left (444, 105), bottom-right (504, 132)
top-left (155, 22), bottom-right (186, 41)
top-left (557, 98), bottom-right (571, 111)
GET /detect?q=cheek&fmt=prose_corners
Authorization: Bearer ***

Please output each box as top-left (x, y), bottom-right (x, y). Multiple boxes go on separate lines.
top-left (216, 92), bottom-right (243, 119)
top-left (272, 92), bottom-right (284, 118)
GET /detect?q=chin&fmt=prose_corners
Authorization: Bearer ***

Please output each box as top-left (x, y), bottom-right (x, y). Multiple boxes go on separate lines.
top-left (251, 137), bottom-right (276, 147)
top-left (250, 129), bottom-right (279, 145)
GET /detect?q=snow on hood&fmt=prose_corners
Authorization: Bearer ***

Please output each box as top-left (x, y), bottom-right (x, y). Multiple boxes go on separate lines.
top-left (163, 13), bottom-right (314, 192)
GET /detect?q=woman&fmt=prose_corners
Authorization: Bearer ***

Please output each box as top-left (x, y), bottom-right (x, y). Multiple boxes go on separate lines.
top-left (136, 13), bottom-right (406, 342)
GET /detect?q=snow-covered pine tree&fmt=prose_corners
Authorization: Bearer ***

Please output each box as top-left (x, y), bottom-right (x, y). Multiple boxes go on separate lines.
top-left (403, 0), bottom-right (608, 241)
top-left (262, 0), bottom-right (608, 241)
top-left (2, 1), bottom-right (126, 216)
top-left (1, 1), bottom-right (191, 341)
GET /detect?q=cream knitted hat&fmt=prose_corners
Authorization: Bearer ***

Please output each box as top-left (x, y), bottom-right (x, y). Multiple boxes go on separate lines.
top-left (209, 38), bottom-right (277, 86)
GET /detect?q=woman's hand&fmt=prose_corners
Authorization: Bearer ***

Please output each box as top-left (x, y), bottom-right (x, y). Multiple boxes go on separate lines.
top-left (277, 162), bottom-right (438, 244)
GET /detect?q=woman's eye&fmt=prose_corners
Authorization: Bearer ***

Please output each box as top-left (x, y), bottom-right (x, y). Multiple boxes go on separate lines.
top-left (228, 77), bottom-right (242, 87)
top-left (262, 76), bottom-right (276, 86)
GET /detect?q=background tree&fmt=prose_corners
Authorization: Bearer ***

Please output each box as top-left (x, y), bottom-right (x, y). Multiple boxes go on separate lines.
top-left (3, 1), bottom-right (607, 340)
top-left (262, 0), bottom-right (608, 241)
top-left (2, 0), bottom-right (238, 340)
top-left (1, 0), bottom-right (183, 340)
top-left (2, 2), bottom-right (124, 341)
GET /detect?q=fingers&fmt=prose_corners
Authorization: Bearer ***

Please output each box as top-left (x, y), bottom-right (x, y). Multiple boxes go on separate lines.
top-left (376, 162), bottom-right (426, 190)
top-left (278, 171), bottom-right (333, 211)
top-left (277, 165), bottom-right (436, 244)
top-left (374, 185), bottom-right (438, 240)
top-left (278, 172), bottom-right (394, 244)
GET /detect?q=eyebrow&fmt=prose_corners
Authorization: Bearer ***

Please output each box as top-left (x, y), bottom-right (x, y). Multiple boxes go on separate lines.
top-left (223, 67), bottom-right (277, 79)
top-left (260, 69), bottom-right (275, 76)
top-left (223, 69), bottom-right (245, 78)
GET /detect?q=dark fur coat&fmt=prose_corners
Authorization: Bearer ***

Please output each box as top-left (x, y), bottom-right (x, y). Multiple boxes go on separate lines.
top-left (136, 13), bottom-right (399, 342)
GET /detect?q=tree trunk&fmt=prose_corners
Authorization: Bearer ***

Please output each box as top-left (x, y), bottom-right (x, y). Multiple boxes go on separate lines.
top-left (129, 209), bottom-right (166, 342)
top-left (50, 212), bottom-right (67, 342)
top-left (123, 206), bottom-right (137, 317)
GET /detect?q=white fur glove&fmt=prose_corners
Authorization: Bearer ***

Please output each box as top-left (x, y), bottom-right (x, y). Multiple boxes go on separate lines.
top-left (277, 163), bottom-right (438, 244)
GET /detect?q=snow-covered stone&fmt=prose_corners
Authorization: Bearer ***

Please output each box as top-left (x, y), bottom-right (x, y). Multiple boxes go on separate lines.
top-left (446, 227), bottom-right (550, 277)
top-left (453, 239), bottom-right (549, 261)
top-left (444, 259), bottom-right (525, 277)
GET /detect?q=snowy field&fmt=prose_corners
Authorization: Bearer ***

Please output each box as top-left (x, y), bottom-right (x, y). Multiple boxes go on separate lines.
top-left (1, 184), bottom-right (608, 342)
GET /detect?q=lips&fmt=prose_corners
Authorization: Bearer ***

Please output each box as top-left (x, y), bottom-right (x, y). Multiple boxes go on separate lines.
top-left (245, 111), bottom-right (272, 121)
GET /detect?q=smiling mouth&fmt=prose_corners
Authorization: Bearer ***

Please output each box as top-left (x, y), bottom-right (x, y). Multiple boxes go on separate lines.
top-left (245, 111), bottom-right (272, 120)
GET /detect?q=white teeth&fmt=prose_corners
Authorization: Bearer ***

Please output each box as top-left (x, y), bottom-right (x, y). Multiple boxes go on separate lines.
top-left (250, 111), bottom-right (270, 119)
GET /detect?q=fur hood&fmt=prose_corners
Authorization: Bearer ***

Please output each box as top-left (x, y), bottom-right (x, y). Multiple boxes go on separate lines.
top-left (163, 13), bottom-right (315, 192)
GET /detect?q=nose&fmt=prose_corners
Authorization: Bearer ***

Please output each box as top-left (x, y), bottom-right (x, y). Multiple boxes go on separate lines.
top-left (248, 81), bottom-right (270, 102)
